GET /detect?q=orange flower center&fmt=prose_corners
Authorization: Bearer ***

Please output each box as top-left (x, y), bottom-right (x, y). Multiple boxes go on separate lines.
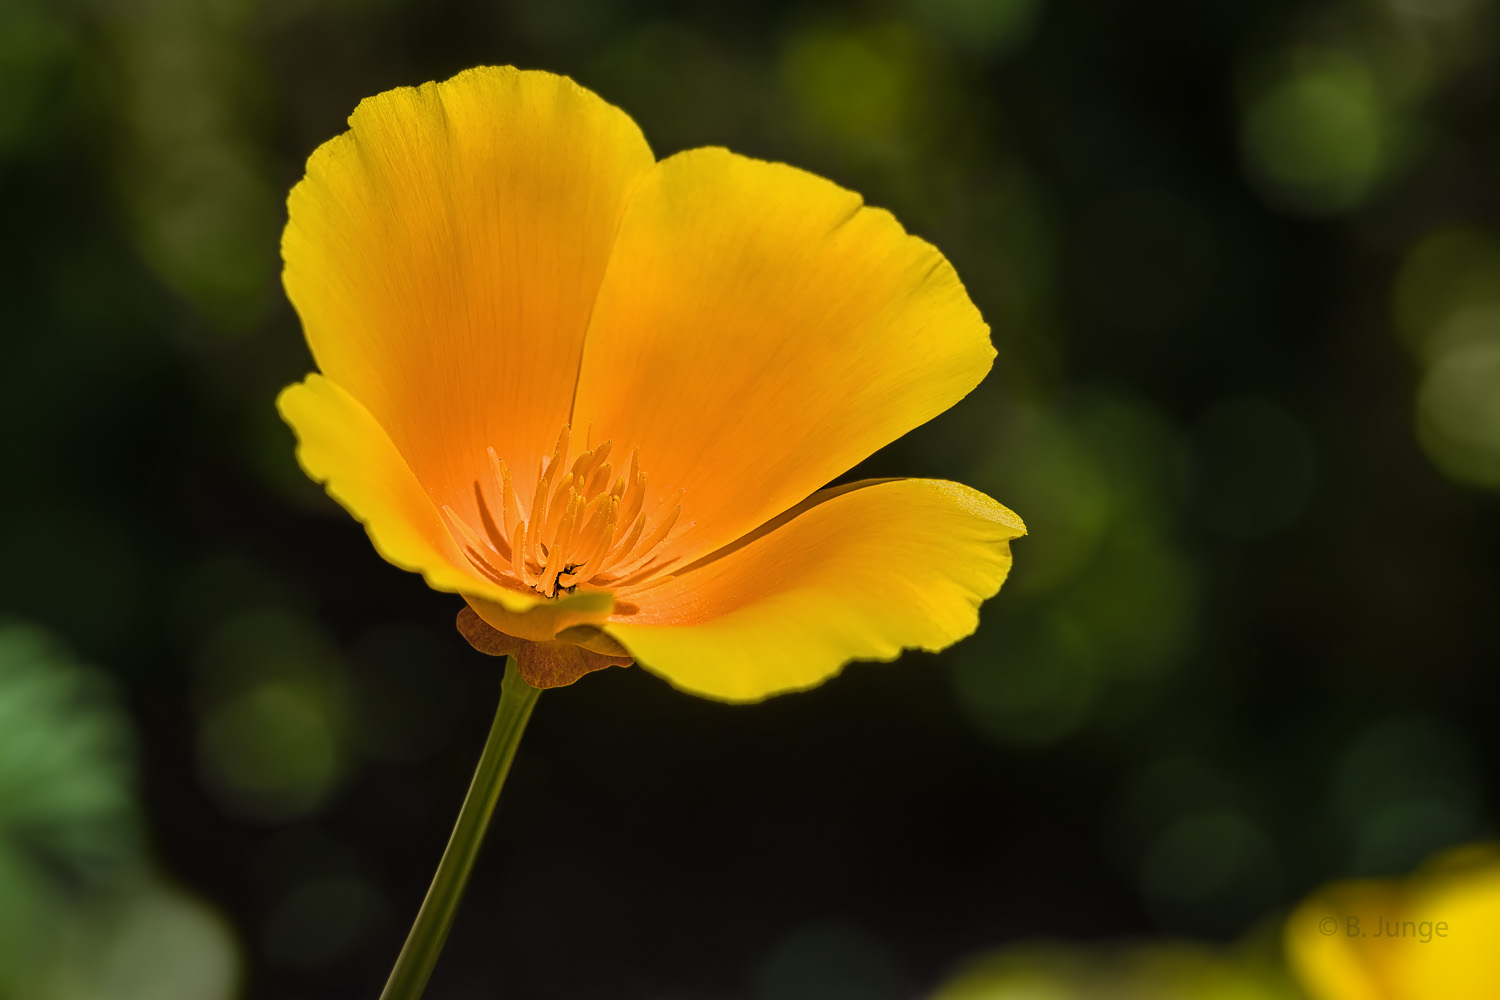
top-left (442, 425), bottom-right (683, 598)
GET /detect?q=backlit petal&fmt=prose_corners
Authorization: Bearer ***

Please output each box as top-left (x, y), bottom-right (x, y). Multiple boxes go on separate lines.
top-left (282, 66), bottom-right (655, 525)
top-left (277, 375), bottom-right (541, 611)
top-left (605, 479), bottom-right (1024, 701)
top-left (571, 147), bottom-right (995, 566)
top-left (1287, 851), bottom-right (1500, 1000)
top-left (463, 589), bottom-right (613, 642)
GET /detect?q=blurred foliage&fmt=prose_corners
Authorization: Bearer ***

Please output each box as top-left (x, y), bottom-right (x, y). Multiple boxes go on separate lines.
top-left (926, 838), bottom-right (1500, 1000)
top-left (0, 622), bottom-right (238, 1000)
top-left (3, 0), bottom-right (1500, 996)
top-left (0, 621), bottom-right (141, 991)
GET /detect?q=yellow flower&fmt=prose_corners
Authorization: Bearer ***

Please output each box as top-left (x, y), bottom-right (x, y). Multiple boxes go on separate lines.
top-left (1286, 844), bottom-right (1500, 1000)
top-left (931, 941), bottom-right (1301, 1000)
top-left (277, 66), bottom-right (1024, 701)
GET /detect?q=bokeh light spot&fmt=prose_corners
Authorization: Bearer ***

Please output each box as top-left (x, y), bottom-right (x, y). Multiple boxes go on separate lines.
top-left (41, 879), bottom-right (240, 1000)
top-left (904, 0), bottom-right (1045, 56)
top-left (262, 874), bottom-right (389, 969)
top-left (1140, 811), bottom-right (1283, 934)
top-left (950, 627), bottom-right (1095, 748)
top-left (193, 612), bottom-right (352, 824)
top-left (1329, 715), bottom-right (1482, 875)
top-left (932, 942), bottom-right (1300, 1000)
top-left (1386, 0), bottom-right (1481, 19)
top-left (1352, 799), bottom-right (1478, 877)
top-left (113, 14), bottom-right (278, 333)
top-left (960, 392), bottom-right (1194, 743)
top-left (1241, 50), bottom-right (1391, 214)
top-left (780, 24), bottom-right (926, 149)
top-left (198, 685), bottom-right (342, 820)
top-left (974, 409), bottom-right (1111, 596)
top-left (0, 1), bottom-right (71, 152)
top-left (1393, 227), bottom-right (1500, 362)
top-left (1416, 342), bottom-right (1500, 488)
top-left (752, 921), bottom-right (905, 1000)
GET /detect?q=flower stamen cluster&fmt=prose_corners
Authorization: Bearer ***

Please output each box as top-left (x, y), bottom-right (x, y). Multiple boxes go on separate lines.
top-left (443, 424), bottom-right (682, 598)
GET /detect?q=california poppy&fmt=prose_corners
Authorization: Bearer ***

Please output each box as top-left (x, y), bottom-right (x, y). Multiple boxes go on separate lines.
top-left (1286, 844), bottom-right (1500, 1000)
top-left (278, 65), bottom-right (1024, 702)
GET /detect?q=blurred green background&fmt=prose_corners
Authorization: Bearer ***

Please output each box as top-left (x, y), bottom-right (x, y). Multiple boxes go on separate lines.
top-left (2, 0), bottom-right (1499, 997)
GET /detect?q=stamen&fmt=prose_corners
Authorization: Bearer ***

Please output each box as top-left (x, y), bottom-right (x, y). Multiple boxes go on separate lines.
top-left (603, 511), bottom-right (649, 572)
top-left (445, 425), bottom-right (685, 598)
top-left (489, 448), bottom-right (521, 542)
top-left (568, 498), bottom-right (618, 584)
top-left (544, 472), bottom-right (576, 541)
top-left (531, 470), bottom-right (553, 560)
top-left (511, 519), bottom-right (531, 587)
top-left (545, 425), bottom-right (571, 480)
top-left (442, 505), bottom-right (507, 583)
top-left (605, 490), bottom-right (683, 578)
top-left (587, 460), bottom-right (612, 498)
top-left (619, 470), bottom-right (647, 534)
top-left (471, 478), bottom-right (511, 561)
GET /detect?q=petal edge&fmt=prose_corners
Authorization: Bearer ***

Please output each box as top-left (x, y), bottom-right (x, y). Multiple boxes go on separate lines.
top-left (277, 374), bottom-right (543, 612)
top-left (606, 479), bottom-right (1024, 701)
top-left (571, 147), bottom-right (997, 568)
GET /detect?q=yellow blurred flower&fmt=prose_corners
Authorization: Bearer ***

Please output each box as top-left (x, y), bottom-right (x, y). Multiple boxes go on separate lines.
top-left (930, 940), bottom-right (1301, 1000)
top-left (277, 66), bottom-right (1023, 701)
top-left (1286, 844), bottom-right (1500, 1000)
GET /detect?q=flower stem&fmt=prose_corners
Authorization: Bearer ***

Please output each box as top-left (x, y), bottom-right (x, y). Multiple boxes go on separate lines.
top-left (379, 656), bottom-right (541, 1000)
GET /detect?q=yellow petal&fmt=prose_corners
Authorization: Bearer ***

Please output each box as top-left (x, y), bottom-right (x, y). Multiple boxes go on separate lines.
top-left (282, 66), bottom-right (655, 527)
top-left (463, 589), bottom-right (614, 642)
top-left (1395, 863), bottom-right (1500, 999)
top-left (1287, 883), bottom-right (1402, 1000)
top-left (1287, 850), bottom-right (1500, 1000)
top-left (570, 147), bottom-right (995, 567)
top-left (605, 479), bottom-right (1024, 701)
top-left (277, 375), bottom-right (541, 611)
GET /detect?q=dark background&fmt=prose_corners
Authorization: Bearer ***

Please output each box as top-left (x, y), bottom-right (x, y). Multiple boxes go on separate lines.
top-left (3, 0), bottom-right (1499, 997)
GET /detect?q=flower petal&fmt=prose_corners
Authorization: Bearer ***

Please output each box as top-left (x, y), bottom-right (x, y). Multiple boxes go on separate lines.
top-left (571, 147), bottom-right (995, 566)
top-left (462, 589), bottom-right (614, 641)
top-left (605, 479), bottom-right (1024, 701)
top-left (282, 66), bottom-right (655, 523)
top-left (1286, 851), bottom-right (1500, 1000)
top-left (277, 375), bottom-right (541, 610)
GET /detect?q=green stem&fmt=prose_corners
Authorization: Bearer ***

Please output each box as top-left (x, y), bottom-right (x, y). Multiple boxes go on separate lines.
top-left (379, 656), bottom-right (540, 1000)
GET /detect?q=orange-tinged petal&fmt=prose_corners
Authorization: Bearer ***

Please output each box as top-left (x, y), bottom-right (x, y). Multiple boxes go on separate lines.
top-left (1287, 883), bottom-right (1404, 1000)
top-left (1287, 848), bottom-right (1500, 1000)
top-left (463, 589), bottom-right (613, 642)
top-left (1395, 864), bottom-right (1500, 998)
top-left (570, 147), bottom-right (995, 568)
top-left (276, 375), bottom-right (543, 611)
top-left (282, 66), bottom-right (655, 528)
top-left (604, 479), bottom-right (1025, 702)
